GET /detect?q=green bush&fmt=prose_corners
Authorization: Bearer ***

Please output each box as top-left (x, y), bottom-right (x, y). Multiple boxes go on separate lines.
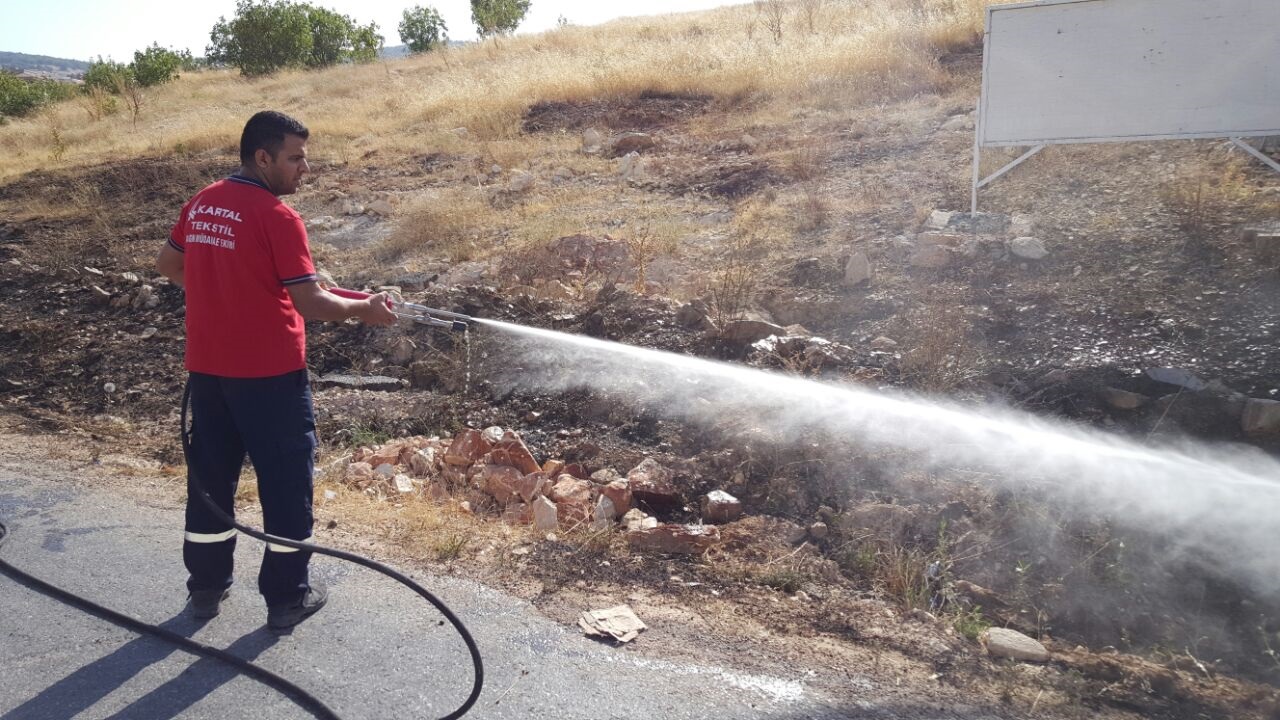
top-left (208, 0), bottom-right (382, 77)
top-left (130, 44), bottom-right (190, 87)
top-left (399, 5), bottom-right (448, 53)
top-left (82, 58), bottom-right (132, 94)
top-left (0, 72), bottom-right (76, 119)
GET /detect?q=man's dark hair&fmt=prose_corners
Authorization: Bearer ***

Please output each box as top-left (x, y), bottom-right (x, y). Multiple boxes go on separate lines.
top-left (239, 110), bottom-right (309, 165)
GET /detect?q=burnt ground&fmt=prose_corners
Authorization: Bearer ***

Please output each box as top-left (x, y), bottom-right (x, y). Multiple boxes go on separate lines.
top-left (2, 76), bottom-right (1280, 718)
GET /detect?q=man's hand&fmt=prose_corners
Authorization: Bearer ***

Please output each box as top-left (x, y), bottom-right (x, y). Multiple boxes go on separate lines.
top-left (287, 282), bottom-right (396, 325)
top-left (358, 292), bottom-right (397, 327)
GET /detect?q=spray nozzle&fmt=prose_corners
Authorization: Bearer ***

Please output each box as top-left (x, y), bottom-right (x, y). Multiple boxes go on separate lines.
top-left (328, 288), bottom-right (475, 331)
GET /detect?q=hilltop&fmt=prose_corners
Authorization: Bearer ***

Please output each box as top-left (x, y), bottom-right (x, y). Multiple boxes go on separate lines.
top-left (1, 1), bottom-right (1279, 717)
top-left (0, 50), bottom-right (89, 81)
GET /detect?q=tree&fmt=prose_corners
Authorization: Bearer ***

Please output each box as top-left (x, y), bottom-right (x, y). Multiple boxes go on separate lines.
top-left (208, 1), bottom-right (381, 75)
top-left (470, 0), bottom-right (531, 39)
top-left (398, 5), bottom-right (448, 53)
top-left (130, 44), bottom-right (189, 87)
top-left (208, 0), bottom-right (313, 77)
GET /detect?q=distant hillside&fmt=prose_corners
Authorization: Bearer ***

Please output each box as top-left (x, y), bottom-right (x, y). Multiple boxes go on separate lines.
top-left (0, 51), bottom-right (89, 77)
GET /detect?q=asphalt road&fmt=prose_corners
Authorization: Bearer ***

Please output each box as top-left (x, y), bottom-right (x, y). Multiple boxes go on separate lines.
top-left (0, 459), bottom-right (878, 720)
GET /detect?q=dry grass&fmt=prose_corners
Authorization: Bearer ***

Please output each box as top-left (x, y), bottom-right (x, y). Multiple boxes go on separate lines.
top-left (373, 187), bottom-right (491, 263)
top-left (0, 0), bottom-right (989, 181)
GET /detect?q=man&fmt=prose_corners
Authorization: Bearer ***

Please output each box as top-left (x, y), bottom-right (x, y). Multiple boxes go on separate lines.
top-left (156, 110), bottom-right (396, 630)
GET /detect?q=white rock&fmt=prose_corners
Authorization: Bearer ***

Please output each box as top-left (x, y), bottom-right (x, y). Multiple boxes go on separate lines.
top-left (1009, 236), bottom-right (1049, 260)
top-left (367, 199), bottom-right (394, 217)
top-left (844, 252), bottom-right (871, 287)
top-left (481, 426), bottom-right (505, 444)
top-left (374, 463), bottom-right (396, 478)
top-left (940, 114), bottom-right (972, 131)
top-left (982, 627), bottom-right (1049, 662)
top-left (533, 495), bottom-right (559, 531)
top-left (618, 152), bottom-right (645, 181)
top-left (925, 210), bottom-right (954, 230)
top-left (450, 127), bottom-right (469, 139)
top-left (393, 474), bottom-right (415, 493)
top-left (869, 336), bottom-right (899, 350)
top-left (582, 128), bottom-right (603, 153)
top-left (592, 496), bottom-right (617, 531)
top-left (508, 170), bottom-right (534, 193)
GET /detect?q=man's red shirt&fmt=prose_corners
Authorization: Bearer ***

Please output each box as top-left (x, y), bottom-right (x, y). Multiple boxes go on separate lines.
top-left (169, 176), bottom-right (316, 378)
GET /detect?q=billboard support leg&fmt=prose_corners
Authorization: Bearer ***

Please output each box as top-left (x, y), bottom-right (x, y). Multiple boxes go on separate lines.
top-left (1231, 138), bottom-right (1280, 175)
top-left (972, 145), bottom-right (1045, 214)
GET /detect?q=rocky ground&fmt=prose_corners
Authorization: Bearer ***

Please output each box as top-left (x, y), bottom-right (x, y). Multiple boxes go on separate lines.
top-left (2, 48), bottom-right (1280, 718)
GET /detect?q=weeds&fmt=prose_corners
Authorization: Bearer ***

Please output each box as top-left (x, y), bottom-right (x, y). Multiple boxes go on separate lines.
top-left (951, 604), bottom-right (990, 640)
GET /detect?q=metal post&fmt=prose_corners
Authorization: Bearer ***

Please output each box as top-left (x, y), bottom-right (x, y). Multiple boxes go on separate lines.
top-left (1231, 137), bottom-right (1280, 175)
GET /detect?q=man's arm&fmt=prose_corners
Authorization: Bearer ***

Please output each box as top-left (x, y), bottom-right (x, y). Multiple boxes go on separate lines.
top-left (156, 243), bottom-right (184, 288)
top-left (286, 281), bottom-right (397, 326)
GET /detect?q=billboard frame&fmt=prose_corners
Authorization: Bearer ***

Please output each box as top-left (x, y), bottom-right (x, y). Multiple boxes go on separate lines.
top-left (971, 0), bottom-right (1280, 213)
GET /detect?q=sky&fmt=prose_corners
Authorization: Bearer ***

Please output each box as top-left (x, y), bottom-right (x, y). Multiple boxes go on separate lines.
top-left (0, 0), bottom-right (746, 62)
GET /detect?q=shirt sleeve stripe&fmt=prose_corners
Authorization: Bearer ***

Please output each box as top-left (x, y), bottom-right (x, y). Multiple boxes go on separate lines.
top-left (280, 273), bottom-right (318, 286)
top-left (167, 237), bottom-right (185, 253)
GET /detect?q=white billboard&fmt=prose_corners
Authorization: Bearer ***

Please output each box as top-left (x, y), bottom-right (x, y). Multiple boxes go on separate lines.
top-left (979, 0), bottom-right (1280, 147)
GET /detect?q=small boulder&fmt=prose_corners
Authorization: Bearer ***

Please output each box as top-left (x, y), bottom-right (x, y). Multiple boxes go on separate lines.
top-left (701, 490), bottom-right (742, 524)
top-left (1242, 398), bottom-right (1280, 438)
top-left (592, 496), bottom-right (617, 531)
top-left (720, 318), bottom-right (788, 344)
top-left (549, 475), bottom-right (594, 504)
top-left (581, 128), bottom-right (603, 154)
top-left (627, 458), bottom-right (680, 508)
top-left (982, 628), bottom-right (1049, 662)
top-left (843, 252), bottom-right (871, 287)
top-left (601, 480), bottom-right (632, 518)
top-left (444, 429), bottom-right (493, 467)
top-left (627, 524), bottom-right (721, 555)
top-left (532, 496), bottom-right (559, 531)
top-left (609, 132), bottom-right (656, 157)
top-left (1009, 237), bottom-right (1049, 260)
top-left (481, 464), bottom-right (525, 505)
top-left (924, 210), bottom-right (954, 230)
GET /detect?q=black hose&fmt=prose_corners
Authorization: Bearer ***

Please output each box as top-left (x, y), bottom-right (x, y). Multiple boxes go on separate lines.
top-left (0, 385), bottom-right (484, 720)
top-left (0, 519), bottom-right (341, 719)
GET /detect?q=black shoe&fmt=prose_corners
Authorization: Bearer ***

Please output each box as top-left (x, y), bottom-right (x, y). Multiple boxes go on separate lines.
top-left (267, 585), bottom-right (328, 631)
top-left (189, 588), bottom-right (230, 619)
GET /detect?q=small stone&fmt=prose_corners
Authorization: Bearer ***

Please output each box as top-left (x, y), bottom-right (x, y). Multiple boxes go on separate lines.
top-left (393, 474), bottom-right (415, 493)
top-left (367, 199), bottom-right (395, 216)
top-left (869, 336), bottom-right (899, 351)
top-left (481, 426), bottom-right (505, 444)
top-left (843, 252), bottom-right (871, 287)
top-left (103, 382), bottom-right (116, 393)
top-left (808, 521), bottom-right (829, 540)
top-left (508, 170), bottom-right (534, 193)
top-left (1009, 237), bottom-right (1049, 260)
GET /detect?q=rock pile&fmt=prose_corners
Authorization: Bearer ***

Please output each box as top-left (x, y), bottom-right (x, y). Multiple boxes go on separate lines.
top-left (344, 429), bottom-right (742, 553)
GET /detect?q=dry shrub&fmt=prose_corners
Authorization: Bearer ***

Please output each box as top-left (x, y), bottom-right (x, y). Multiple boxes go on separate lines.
top-left (374, 189), bottom-right (489, 263)
top-left (899, 300), bottom-right (985, 392)
top-left (792, 187), bottom-right (831, 233)
top-left (1160, 161), bottom-right (1257, 235)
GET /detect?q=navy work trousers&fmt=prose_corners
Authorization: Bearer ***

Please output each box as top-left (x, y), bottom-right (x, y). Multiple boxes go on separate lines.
top-left (183, 369), bottom-right (317, 606)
